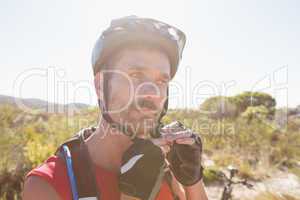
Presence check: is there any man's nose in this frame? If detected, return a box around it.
[136,83,166,107]
[136,83,165,98]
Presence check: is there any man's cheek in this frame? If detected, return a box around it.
[114,79,135,109]
[110,74,135,112]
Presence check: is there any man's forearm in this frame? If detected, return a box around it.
[184,180,208,200]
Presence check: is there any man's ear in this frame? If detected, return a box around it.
[94,71,104,101]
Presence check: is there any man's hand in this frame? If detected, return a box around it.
[118,138,166,200]
[167,133,203,186]
[160,121,204,186]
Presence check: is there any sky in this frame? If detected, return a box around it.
[0,0,299,108]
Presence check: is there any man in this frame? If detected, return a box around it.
[22,16,208,200]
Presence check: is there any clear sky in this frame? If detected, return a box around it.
[0,0,299,108]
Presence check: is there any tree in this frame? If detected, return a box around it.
[231,91,276,119]
[200,96,238,119]
[241,105,269,122]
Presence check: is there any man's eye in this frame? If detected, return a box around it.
[130,72,143,79]
[157,79,168,85]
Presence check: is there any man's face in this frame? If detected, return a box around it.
[97,46,171,136]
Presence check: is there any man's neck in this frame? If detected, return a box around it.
[85,120,133,173]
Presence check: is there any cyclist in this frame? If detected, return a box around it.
[22,16,208,200]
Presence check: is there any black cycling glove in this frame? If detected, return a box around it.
[118,138,166,200]
[165,121,204,186]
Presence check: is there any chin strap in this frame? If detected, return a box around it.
[150,87,169,138]
[97,72,169,139]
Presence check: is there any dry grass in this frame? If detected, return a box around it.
[251,192,300,200]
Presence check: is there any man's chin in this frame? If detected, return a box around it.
[130,108,158,121]
[120,109,160,136]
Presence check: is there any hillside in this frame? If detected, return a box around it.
[0,94,90,113]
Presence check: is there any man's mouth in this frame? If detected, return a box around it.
[140,107,156,113]
[136,99,158,113]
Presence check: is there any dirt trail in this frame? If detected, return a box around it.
[205,172,300,200]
